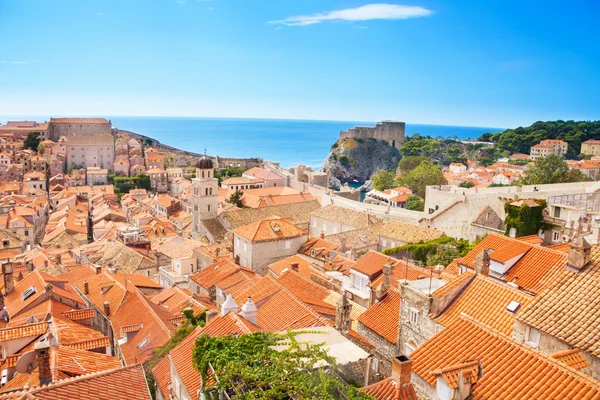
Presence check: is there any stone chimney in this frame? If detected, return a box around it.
[474,249,490,276]
[205,309,218,325]
[103,301,110,316]
[83,281,89,295]
[95,265,102,275]
[375,259,395,300]
[290,262,299,273]
[320,232,325,239]
[391,355,413,386]
[567,228,592,272]
[221,294,238,316]
[2,261,14,295]
[35,340,52,385]
[335,294,352,334]
[240,297,258,325]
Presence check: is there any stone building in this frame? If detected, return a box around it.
[191,155,219,238]
[309,204,380,237]
[581,139,600,156]
[147,168,168,193]
[339,121,405,150]
[233,217,308,275]
[529,139,568,160]
[48,117,111,140]
[65,134,115,169]
[113,159,130,176]
[86,167,108,185]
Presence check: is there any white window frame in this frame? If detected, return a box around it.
[410,308,419,327]
[372,357,379,373]
[405,343,415,355]
[285,240,291,249]
[526,326,540,348]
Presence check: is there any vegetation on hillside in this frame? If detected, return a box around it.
[113,174,151,193]
[397,160,447,198]
[192,331,373,400]
[479,120,600,159]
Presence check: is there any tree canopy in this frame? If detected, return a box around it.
[192,331,372,400]
[405,195,424,211]
[23,132,41,151]
[398,160,446,198]
[398,156,428,173]
[521,154,587,185]
[480,120,600,159]
[228,190,245,208]
[370,169,397,191]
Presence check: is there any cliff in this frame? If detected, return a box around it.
[322,137,401,185]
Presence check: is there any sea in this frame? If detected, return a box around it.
[0,116,504,168]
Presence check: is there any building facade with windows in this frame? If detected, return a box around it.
[65,134,115,169]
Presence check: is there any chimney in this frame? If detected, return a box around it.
[290,262,299,273]
[335,294,352,334]
[35,339,52,385]
[83,281,89,295]
[205,309,218,325]
[320,232,325,239]
[103,301,110,316]
[2,261,14,295]
[375,259,395,300]
[221,294,238,316]
[391,355,413,386]
[474,249,490,276]
[95,265,102,275]
[568,228,592,272]
[240,297,258,325]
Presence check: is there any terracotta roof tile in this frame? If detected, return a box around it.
[361,377,418,400]
[518,246,600,357]
[64,336,111,351]
[431,360,481,390]
[377,220,445,243]
[62,308,95,321]
[551,349,590,370]
[233,217,306,242]
[152,357,171,400]
[358,288,401,344]
[0,322,47,341]
[434,275,533,335]
[200,312,258,336]
[410,315,600,399]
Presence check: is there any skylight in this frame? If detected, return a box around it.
[137,338,149,349]
[506,300,521,314]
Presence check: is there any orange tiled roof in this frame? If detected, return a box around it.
[551,349,590,370]
[460,233,567,294]
[434,275,533,336]
[369,258,428,289]
[214,270,259,299]
[200,311,259,336]
[189,259,245,289]
[298,236,340,260]
[431,360,481,390]
[62,308,95,321]
[516,234,544,245]
[234,217,306,242]
[15,364,151,400]
[361,377,418,400]
[410,315,600,399]
[64,336,111,351]
[0,322,47,341]
[431,270,474,297]
[352,250,394,279]
[169,327,204,398]
[152,357,172,400]
[358,288,401,344]
[268,254,326,280]
[518,246,600,357]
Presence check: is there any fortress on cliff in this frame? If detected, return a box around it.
[339,120,405,150]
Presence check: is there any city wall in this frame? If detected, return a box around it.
[339,121,406,150]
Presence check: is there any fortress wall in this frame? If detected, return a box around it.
[339,121,405,150]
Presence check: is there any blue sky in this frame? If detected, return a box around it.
[0,0,599,128]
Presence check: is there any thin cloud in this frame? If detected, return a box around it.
[268,3,433,27]
[0,60,44,65]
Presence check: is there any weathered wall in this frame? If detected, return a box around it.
[339,121,406,150]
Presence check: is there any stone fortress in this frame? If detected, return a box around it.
[339,120,406,150]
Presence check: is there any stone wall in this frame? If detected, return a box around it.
[339,121,406,150]
[398,283,438,354]
[309,215,359,237]
[357,321,397,384]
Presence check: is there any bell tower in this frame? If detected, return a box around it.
[192,153,218,236]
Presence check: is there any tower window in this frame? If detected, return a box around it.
[208,205,211,212]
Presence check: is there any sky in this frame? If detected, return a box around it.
[0,0,599,128]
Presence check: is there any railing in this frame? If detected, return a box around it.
[548,192,600,213]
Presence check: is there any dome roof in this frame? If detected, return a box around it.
[196,154,213,169]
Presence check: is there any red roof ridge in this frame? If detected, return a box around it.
[487,232,566,257]
[131,289,173,335]
[457,313,600,389]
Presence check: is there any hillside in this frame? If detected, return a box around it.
[322,137,400,183]
[479,120,600,159]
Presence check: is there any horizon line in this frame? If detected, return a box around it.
[0,113,509,130]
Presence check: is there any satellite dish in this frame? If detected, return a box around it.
[15,351,38,374]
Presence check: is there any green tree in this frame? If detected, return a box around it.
[66,163,85,174]
[521,154,587,185]
[398,156,428,173]
[228,190,244,208]
[459,181,475,188]
[193,331,373,400]
[370,169,397,191]
[398,161,446,198]
[405,195,424,211]
[400,135,442,157]
[23,132,41,151]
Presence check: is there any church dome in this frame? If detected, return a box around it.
[196,154,213,169]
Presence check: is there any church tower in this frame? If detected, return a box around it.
[192,154,218,236]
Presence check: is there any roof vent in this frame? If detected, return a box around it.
[506,300,521,314]
[272,224,280,233]
[21,286,37,300]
